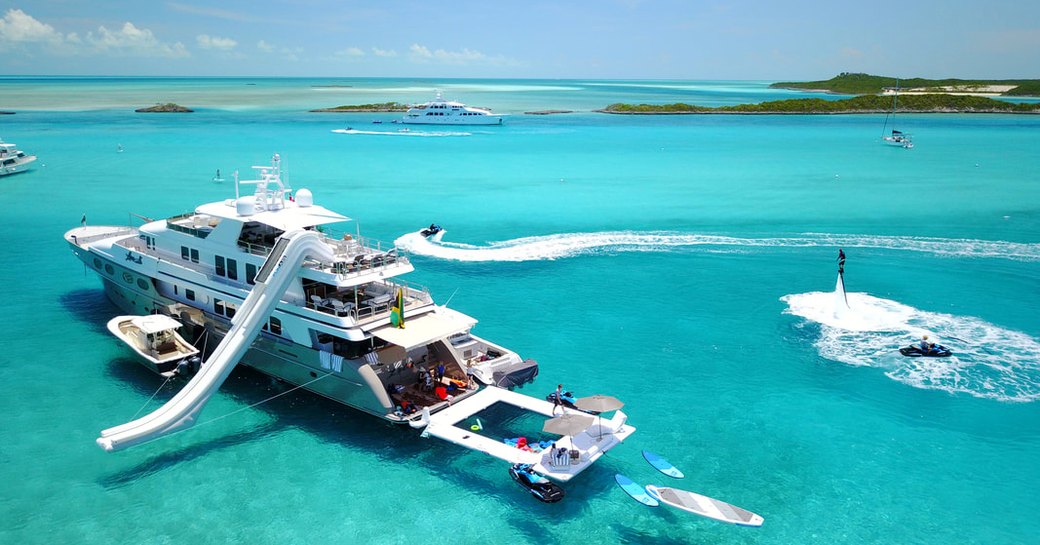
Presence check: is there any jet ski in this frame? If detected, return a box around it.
[420,224,442,238]
[509,463,564,503]
[545,390,600,415]
[899,345,952,358]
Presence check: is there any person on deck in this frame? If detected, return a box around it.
[552,384,563,415]
[837,249,846,275]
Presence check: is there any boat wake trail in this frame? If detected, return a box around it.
[393,230,1040,263]
[782,291,1040,402]
[331,128,471,137]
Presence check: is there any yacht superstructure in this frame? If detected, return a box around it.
[65,154,632,480]
[401,91,504,125]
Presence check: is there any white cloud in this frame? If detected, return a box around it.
[0,8,65,45]
[196,34,237,50]
[408,43,513,66]
[88,22,189,58]
[371,46,397,57]
[336,46,365,57]
[255,40,301,61]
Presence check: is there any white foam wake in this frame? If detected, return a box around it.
[331,128,471,137]
[782,291,1040,402]
[393,230,1040,263]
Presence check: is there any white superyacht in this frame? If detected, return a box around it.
[65,154,632,483]
[401,91,504,125]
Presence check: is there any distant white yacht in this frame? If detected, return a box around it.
[0,140,37,176]
[401,91,504,125]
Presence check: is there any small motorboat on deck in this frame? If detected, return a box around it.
[107,315,201,376]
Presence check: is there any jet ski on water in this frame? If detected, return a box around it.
[420,223,443,238]
[509,463,564,503]
[899,345,952,358]
[546,390,600,415]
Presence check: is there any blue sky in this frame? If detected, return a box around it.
[1,1,1037,79]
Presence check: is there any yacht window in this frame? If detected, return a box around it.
[227,258,238,281]
[174,285,179,295]
[226,304,236,319]
[214,299,225,316]
[93,258,102,268]
[246,263,257,285]
[137,278,149,290]
[215,256,225,276]
[190,249,199,263]
[181,246,189,260]
[269,317,282,336]
[104,264,114,275]
[186,289,195,301]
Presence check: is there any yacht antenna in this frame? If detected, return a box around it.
[234,170,240,200]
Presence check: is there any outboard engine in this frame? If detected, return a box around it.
[175,355,203,377]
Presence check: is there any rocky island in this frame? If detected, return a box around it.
[135,103,193,113]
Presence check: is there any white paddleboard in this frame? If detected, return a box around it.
[645,485,764,527]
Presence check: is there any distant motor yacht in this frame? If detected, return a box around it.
[402,91,504,125]
[0,140,37,176]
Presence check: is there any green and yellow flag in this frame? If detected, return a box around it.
[390,288,405,328]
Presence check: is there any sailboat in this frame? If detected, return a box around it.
[881,80,913,149]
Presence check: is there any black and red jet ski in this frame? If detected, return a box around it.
[509,463,564,503]
[899,344,952,358]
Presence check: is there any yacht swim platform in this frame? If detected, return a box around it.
[423,386,635,482]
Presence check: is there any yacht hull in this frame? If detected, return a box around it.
[80,248,395,419]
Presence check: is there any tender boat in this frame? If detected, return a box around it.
[0,140,37,176]
[401,91,504,125]
[106,314,201,376]
[65,153,634,482]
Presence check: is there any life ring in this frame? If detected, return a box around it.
[470,418,483,431]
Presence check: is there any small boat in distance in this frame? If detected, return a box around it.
[106,315,201,377]
[0,140,37,176]
[881,81,913,149]
[402,91,504,125]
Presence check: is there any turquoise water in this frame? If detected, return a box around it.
[1,78,1038,544]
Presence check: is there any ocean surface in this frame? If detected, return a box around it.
[1,77,1038,544]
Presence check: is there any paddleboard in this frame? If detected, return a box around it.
[645,485,764,527]
[615,474,659,507]
[642,450,684,478]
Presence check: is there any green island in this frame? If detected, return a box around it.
[135,103,193,113]
[771,72,1040,96]
[600,94,1040,115]
[310,102,408,112]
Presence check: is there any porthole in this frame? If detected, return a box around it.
[104,264,114,275]
[137,278,149,290]
[122,272,133,284]
[93,258,102,269]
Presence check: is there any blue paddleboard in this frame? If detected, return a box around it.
[642,450,685,479]
[615,474,659,507]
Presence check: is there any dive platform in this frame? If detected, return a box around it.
[423,386,635,482]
